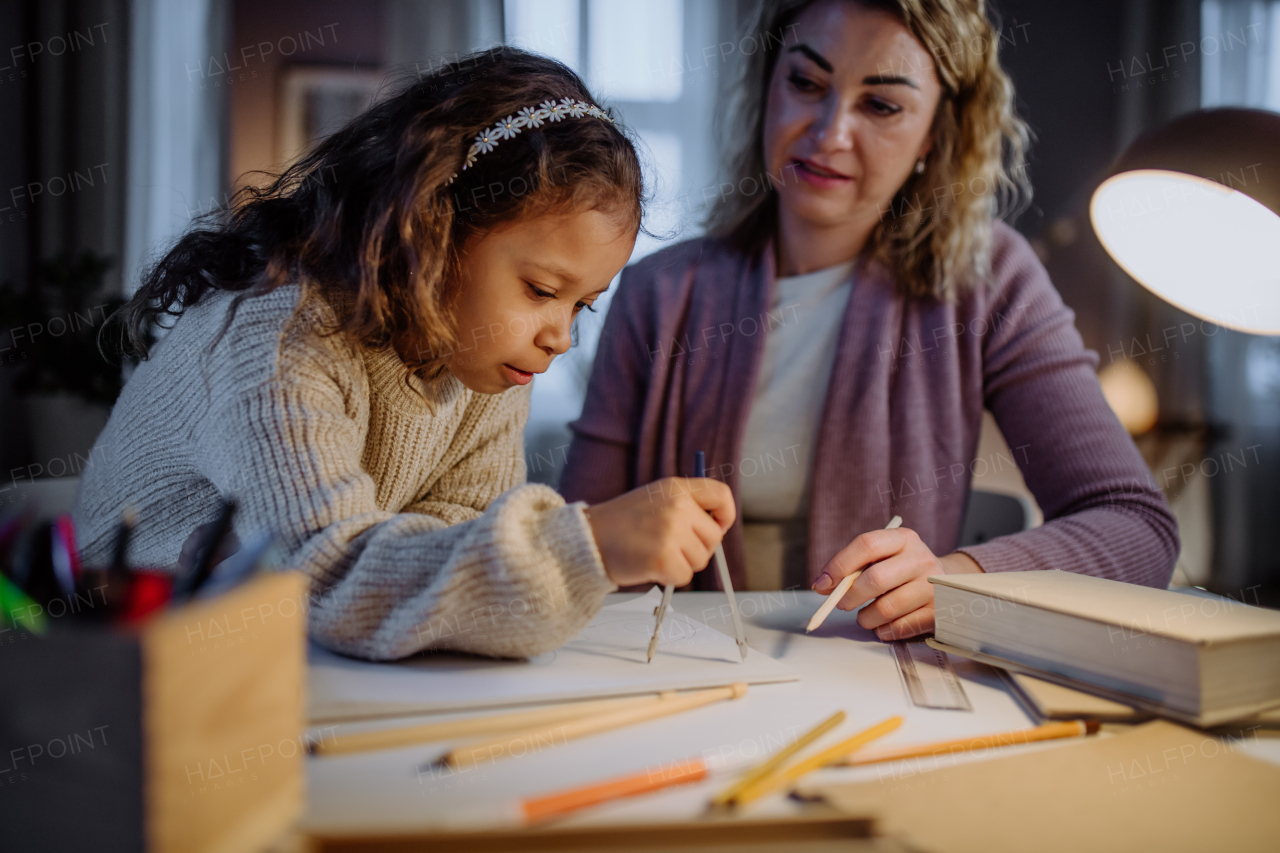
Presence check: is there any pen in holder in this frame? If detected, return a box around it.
[0,508,306,853]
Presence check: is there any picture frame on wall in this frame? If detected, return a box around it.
[277,65,384,165]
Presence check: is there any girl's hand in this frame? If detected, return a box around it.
[811,527,983,640]
[585,477,736,588]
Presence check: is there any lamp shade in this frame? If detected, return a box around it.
[1089,108,1280,335]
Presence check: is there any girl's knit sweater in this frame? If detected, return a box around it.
[72,282,615,660]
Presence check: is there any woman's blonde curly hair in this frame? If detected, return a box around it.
[710,0,1032,300]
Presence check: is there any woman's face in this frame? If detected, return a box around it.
[762,0,943,235]
[447,206,635,395]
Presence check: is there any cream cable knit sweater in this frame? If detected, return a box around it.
[72,281,616,660]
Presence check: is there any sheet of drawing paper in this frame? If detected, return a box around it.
[308,588,800,721]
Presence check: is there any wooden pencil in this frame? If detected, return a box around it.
[445,683,749,769]
[836,719,1099,766]
[730,715,903,805]
[806,516,902,633]
[710,710,846,806]
[522,757,709,823]
[312,693,670,757]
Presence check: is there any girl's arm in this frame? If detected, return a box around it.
[955,227,1180,586]
[194,324,614,662]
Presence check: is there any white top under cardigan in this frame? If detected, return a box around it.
[737,259,857,590]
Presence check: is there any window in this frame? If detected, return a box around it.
[586,0,684,103]
[504,0,580,71]
[505,0,726,484]
[1200,0,1280,108]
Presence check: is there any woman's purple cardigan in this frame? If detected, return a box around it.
[559,221,1179,591]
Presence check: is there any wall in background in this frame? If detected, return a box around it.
[0,0,130,483]
[228,0,387,191]
[2,0,1277,600]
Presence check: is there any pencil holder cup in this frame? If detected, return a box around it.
[0,570,308,853]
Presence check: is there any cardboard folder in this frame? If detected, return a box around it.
[797,719,1280,853]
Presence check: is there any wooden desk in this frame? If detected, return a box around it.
[294,590,1280,853]
[300,591,1045,836]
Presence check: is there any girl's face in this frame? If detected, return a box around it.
[762,0,942,235]
[447,206,636,395]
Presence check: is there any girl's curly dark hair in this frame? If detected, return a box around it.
[112,46,644,392]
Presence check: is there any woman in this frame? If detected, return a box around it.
[559,0,1178,641]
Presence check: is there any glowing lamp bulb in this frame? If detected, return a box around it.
[1090,169,1280,335]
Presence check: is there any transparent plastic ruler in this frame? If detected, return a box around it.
[891,639,972,711]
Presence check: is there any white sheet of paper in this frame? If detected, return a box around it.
[308,588,800,721]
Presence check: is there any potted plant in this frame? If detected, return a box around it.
[0,251,151,470]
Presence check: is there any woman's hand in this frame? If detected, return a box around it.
[585,477,736,588]
[812,526,983,640]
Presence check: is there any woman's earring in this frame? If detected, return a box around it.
[914,158,926,174]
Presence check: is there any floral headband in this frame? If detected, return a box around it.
[446,97,615,185]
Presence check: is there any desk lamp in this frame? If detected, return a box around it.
[1089,108,1280,335]
[1089,109,1280,595]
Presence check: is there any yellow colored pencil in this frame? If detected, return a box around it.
[710,710,846,806]
[730,715,903,805]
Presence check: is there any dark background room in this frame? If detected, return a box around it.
[4,2,1280,851]
[3,0,1276,603]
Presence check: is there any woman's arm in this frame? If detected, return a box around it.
[194,332,614,661]
[809,227,1179,640]
[956,235,1180,587]
[559,269,651,504]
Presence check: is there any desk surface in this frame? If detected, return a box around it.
[301,591,1280,836]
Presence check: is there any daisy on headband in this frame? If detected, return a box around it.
[448,98,616,184]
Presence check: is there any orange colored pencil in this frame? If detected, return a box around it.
[837,719,1099,766]
[521,758,708,823]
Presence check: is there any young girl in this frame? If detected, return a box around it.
[72,48,734,661]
